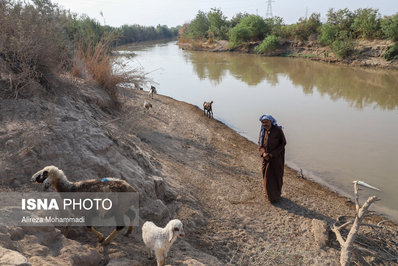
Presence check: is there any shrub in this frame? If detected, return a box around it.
[326,8,355,32]
[255,35,280,54]
[0,0,71,97]
[265,16,284,37]
[383,43,398,61]
[228,25,251,48]
[294,13,321,41]
[230,12,249,28]
[352,8,381,39]
[279,24,296,39]
[241,15,268,40]
[332,31,355,58]
[207,8,229,40]
[381,14,398,41]
[228,15,267,47]
[73,32,143,105]
[186,11,209,39]
[318,23,338,45]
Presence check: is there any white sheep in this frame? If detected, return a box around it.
[142,219,185,266]
[31,165,138,245]
[203,101,213,118]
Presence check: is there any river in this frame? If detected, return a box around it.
[117,40,398,222]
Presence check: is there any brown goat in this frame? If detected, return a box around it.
[144,100,153,110]
[31,166,137,245]
[203,101,213,118]
[149,85,157,99]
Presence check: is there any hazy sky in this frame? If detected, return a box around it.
[52,0,398,27]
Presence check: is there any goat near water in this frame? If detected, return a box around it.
[31,165,137,244]
[149,85,157,99]
[203,101,213,118]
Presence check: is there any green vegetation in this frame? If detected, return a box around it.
[384,43,398,61]
[207,8,229,40]
[229,15,268,47]
[351,8,381,39]
[0,0,177,99]
[180,7,398,60]
[117,24,178,45]
[332,31,355,58]
[184,11,210,39]
[255,35,280,54]
[318,23,338,45]
[381,14,398,41]
[228,25,250,47]
[0,0,72,96]
[326,8,355,33]
[294,13,321,41]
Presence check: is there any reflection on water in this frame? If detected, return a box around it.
[119,41,398,222]
[185,51,398,110]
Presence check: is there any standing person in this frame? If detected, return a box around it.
[258,114,287,203]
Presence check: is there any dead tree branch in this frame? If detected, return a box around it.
[331,180,380,266]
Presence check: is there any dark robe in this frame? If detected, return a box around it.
[258,125,287,203]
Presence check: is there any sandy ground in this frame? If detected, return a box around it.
[1,76,397,265]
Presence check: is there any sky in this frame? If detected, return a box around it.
[51,0,398,27]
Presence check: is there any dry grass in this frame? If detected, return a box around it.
[177,37,192,44]
[72,36,146,106]
[177,38,205,50]
[73,40,119,102]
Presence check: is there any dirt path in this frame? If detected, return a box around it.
[118,90,398,265]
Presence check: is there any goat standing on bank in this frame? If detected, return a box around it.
[149,85,157,99]
[31,166,137,245]
[144,100,153,111]
[203,101,213,118]
[142,219,185,266]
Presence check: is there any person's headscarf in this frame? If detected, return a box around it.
[259,114,279,146]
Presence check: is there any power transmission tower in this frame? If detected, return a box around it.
[266,0,275,18]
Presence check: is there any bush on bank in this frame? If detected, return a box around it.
[255,35,280,54]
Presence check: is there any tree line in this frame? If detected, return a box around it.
[180,8,398,60]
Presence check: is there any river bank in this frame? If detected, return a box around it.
[177,38,398,70]
[1,73,397,265]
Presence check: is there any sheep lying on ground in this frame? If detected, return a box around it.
[203,101,213,118]
[149,85,157,99]
[31,165,137,245]
[142,219,185,266]
[144,100,153,110]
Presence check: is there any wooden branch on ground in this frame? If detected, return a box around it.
[331,180,381,266]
